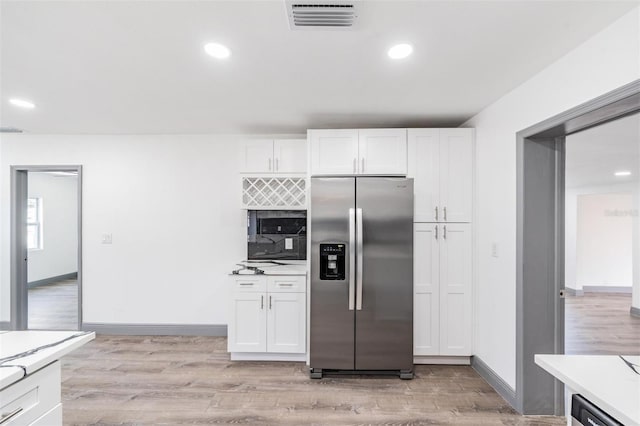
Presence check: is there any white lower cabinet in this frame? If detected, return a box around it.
[0,361,61,426]
[228,275,306,359]
[414,223,472,357]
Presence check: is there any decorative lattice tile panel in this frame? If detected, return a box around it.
[242,177,306,209]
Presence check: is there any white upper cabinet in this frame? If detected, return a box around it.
[309,129,359,175]
[408,129,440,222]
[273,139,307,173]
[240,139,306,174]
[240,139,275,173]
[440,129,473,223]
[309,129,407,176]
[408,128,473,222]
[358,129,407,175]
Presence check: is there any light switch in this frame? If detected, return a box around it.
[102,234,113,244]
[285,238,293,250]
[491,243,498,258]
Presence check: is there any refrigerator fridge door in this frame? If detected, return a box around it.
[354,177,414,371]
[310,178,356,370]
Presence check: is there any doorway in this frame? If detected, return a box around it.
[10,166,83,330]
[516,80,640,414]
[564,115,639,356]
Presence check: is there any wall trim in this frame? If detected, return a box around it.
[564,287,584,296]
[582,285,632,294]
[82,323,227,336]
[631,307,640,318]
[471,356,517,410]
[28,272,78,289]
[0,321,11,330]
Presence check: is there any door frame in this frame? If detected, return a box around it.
[10,165,83,330]
[515,79,640,414]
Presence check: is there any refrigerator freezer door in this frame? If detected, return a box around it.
[310,178,356,370]
[354,177,414,371]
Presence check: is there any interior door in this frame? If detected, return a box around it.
[310,177,355,369]
[355,177,414,371]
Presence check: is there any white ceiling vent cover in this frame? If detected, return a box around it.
[286,1,360,30]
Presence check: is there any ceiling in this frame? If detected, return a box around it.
[0,1,636,135]
[566,113,640,189]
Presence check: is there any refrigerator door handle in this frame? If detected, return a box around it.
[356,208,363,310]
[348,208,356,311]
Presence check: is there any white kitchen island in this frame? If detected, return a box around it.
[535,354,640,426]
[0,330,95,425]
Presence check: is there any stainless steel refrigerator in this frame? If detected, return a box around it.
[309,177,414,379]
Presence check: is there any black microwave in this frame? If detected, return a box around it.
[247,210,306,260]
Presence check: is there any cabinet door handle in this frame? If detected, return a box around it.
[1,408,23,424]
[435,225,438,240]
[444,207,447,221]
[353,158,356,173]
[261,295,264,309]
[268,158,272,171]
[278,283,293,287]
[435,206,439,221]
[361,157,365,173]
[269,295,272,310]
[444,225,447,240]
[239,283,254,286]
[275,158,279,171]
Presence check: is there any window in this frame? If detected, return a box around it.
[27,197,43,250]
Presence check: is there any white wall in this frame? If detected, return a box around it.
[27,172,78,283]
[0,134,275,324]
[576,193,633,288]
[565,182,637,291]
[463,7,640,388]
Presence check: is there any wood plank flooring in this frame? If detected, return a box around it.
[565,292,640,355]
[28,279,78,330]
[61,335,564,425]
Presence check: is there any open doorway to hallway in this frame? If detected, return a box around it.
[26,171,79,330]
[564,113,640,355]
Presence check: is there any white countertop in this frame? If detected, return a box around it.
[230,261,307,276]
[0,330,95,390]
[535,354,640,426]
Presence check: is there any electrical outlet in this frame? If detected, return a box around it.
[102,234,113,244]
[491,243,498,258]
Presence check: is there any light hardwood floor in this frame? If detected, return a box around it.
[565,292,640,355]
[61,335,564,425]
[28,279,78,330]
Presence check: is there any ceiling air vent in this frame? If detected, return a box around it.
[0,127,23,133]
[286,0,360,30]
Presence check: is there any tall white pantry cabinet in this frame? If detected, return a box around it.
[408,128,474,359]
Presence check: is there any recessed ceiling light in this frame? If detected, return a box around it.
[388,43,413,60]
[614,171,632,177]
[9,98,36,109]
[204,42,231,59]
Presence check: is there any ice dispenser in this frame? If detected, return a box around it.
[319,244,346,280]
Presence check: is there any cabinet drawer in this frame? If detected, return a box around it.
[29,403,62,426]
[267,276,306,293]
[0,362,61,426]
[231,276,266,293]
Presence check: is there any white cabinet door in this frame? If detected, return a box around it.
[439,223,472,356]
[358,129,407,175]
[413,223,440,356]
[408,129,440,222]
[273,139,307,173]
[440,129,473,222]
[240,139,274,173]
[267,292,306,354]
[228,292,267,353]
[309,129,359,175]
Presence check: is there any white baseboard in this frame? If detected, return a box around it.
[230,352,307,362]
[582,285,632,294]
[413,356,471,365]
